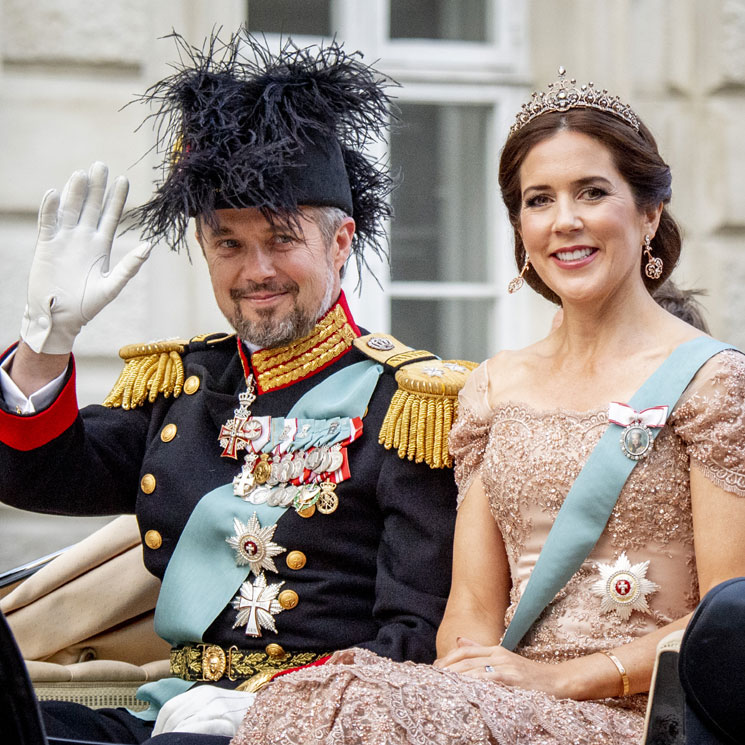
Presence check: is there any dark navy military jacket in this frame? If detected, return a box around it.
[0,323,457,664]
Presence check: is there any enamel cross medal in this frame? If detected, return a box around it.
[216,374,267,498]
[219,378,258,459]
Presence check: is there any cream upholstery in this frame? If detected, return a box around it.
[0,515,170,708]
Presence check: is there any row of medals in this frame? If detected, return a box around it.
[225,379,341,518]
[234,447,343,516]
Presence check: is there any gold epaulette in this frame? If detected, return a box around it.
[354,334,478,469]
[103,339,188,410]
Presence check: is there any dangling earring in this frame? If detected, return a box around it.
[508,257,530,293]
[643,234,663,279]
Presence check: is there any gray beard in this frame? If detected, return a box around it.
[230,269,337,349]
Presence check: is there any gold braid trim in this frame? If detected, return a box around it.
[252,305,358,392]
[103,340,187,410]
[378,359,478,469]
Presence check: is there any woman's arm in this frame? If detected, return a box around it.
[435,474,511,657]
[437,465,745,700]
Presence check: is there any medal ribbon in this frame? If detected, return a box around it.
[607,402,668,428]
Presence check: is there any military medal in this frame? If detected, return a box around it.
[253,454,273,485]
[293,483,321,514]
[608,402,668,460]
[225,513,286,575]
[218,380,258,459]
[591,552,659,621]
[231,573,285,636]
[316,481,339,514]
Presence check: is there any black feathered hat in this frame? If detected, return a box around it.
[131,29,397,276]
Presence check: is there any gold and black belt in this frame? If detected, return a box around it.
[170,644,331,690]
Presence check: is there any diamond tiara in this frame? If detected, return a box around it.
[510,67,640,135]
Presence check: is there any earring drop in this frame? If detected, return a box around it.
[643,235,663,280]
[508,258,530,294]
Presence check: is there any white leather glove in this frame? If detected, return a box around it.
[20,162,153,355]
[152,685,257,737]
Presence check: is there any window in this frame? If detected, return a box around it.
[389,0,489,42]
[247,0,332,37]
[246,0,529,358]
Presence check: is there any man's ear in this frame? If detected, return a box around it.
[332,217,355,273]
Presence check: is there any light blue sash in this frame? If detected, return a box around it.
[132,360,382,718]
[154,359,383,644]
[501,337,733,651]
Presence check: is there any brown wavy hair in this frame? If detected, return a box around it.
[498,108,681,305]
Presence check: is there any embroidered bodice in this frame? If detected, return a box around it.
[449,349,745,663]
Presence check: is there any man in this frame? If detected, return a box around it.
[0,32,468,743]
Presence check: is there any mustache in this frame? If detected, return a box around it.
[230,281,299,301]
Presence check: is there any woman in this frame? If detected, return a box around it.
[230,71,745,744]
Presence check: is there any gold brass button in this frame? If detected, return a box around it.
[184,376,200,395]
[160,423,177,442]
[286,551,307,570]
[265,643,286,659]
[278,589,299,610]
[140,474,156,494]
[144,530,162,549]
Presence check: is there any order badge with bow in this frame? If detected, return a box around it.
[608,402,669,460]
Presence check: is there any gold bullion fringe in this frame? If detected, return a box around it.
[103,341,186,409]
[378,359,478,469]
[379,389,456,469]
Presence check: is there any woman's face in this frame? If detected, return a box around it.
[517,130,661,306]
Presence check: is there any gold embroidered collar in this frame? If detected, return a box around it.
[245,292,360,393]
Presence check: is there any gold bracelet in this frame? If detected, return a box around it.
[602,651,630,696]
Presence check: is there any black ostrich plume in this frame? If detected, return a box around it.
[130,29,398,280]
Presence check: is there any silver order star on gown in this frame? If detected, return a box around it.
[231,573,285,637]
[591,551,660,621]
[226,514,286,575]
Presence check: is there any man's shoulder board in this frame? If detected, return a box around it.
[103,333,235,410]
[354,334,478,469]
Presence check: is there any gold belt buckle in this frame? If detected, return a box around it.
[199,644,227,682]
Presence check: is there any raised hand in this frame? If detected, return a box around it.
[20,162,153,355]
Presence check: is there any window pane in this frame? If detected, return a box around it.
[389,0,488,42]
[247,0,331,37]
[391,298,492,361]
[390,103,490,283]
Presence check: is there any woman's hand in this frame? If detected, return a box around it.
[434,637,568,698]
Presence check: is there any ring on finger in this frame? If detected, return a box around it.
[484,665,495,673]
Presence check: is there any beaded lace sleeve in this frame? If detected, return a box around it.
[671,349,745,497]
[448,361,493,507]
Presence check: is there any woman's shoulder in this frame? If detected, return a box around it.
[460,344,548,416]
[672,341,745,424]
[681,343,745,396]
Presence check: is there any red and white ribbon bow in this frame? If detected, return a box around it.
[608,402,668,428]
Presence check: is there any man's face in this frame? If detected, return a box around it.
[198,207,353,348]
